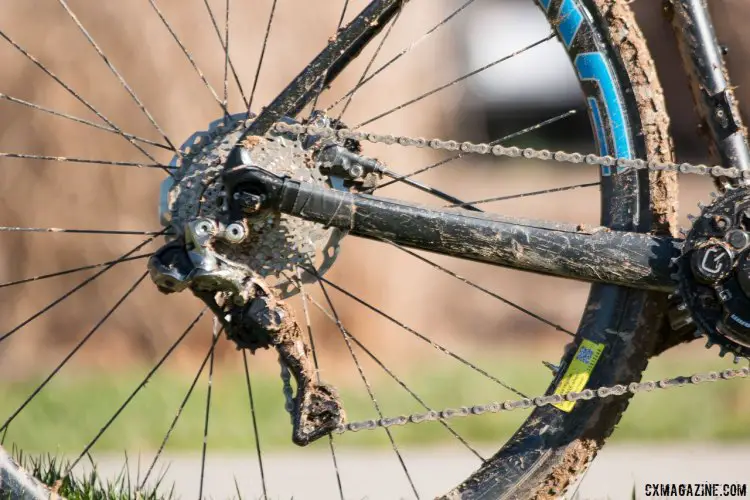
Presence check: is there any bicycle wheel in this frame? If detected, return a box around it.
[0,0,679,498]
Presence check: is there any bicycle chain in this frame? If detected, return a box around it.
[273,122,749,180]
[268,121,750,434]
[335,366,749,433]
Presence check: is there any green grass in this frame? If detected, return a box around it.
[1,351,748,454]
[9,451,173,500]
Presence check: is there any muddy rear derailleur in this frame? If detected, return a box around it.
[147,219,345,446]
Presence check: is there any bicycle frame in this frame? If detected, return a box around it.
[228,0,750,293]
[670,0,750,177]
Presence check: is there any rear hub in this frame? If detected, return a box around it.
[156,111,343,298]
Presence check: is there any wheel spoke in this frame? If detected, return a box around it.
[0,29,169,169]
[247,0,278,113]
[0,93,172,151]
[326,0,478,113]
[0,254,151,290]
[241,351,268,500]
[200,0,248,107]
[147,0,230,116]
[447,181,601,208]
[0,234,160,345]
[295,271,344,499]
[381,239,575,336]
[198,319,221,500]
[377,166,483,212]
[56,0,181,156]
[298,266,526,398]
[0,227,164,235]
[140,331,221,491]
[0,152,171,170]
[313,271,420,500]
[370,109,577,192]
[336,7,402,121]
[244,0,403,134]
[66,307,208,473]
[307,0,353,116]
[0,271,148,433]
[222,0,231,109]
[355,33,555,128]
[303,289,485,462]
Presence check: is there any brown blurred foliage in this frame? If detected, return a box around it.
[1,0,749,377]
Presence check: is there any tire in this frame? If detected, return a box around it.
[0,1,678,499]
[447,0,678,498]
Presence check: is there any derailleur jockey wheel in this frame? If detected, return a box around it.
[147,111,380,446]
[677,186,750,360]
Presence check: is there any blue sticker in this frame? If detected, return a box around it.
[558,0,583,47]
[576,52,633,174]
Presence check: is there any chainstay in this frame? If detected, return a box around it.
[334,366,749,433]
[273,122,749,180]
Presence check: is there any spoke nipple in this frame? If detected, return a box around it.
[698,201,706,210]
[687,214,696,222]
[542,360,560,375]
[734,354,742,364]
[710,192,718,198]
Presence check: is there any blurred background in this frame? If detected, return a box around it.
[0,0,749,498]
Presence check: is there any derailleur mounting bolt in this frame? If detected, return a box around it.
[726,230,750,250]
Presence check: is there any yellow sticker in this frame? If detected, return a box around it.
[552,339,605,412]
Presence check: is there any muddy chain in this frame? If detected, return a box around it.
[274,122,750,180]
[333,367,749,433]
[268,121,749,434]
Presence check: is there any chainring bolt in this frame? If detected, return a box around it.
[726,230,750,250]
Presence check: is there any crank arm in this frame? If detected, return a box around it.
[226,167,680,292]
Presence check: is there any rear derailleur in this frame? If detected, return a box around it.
[148,218,345,446]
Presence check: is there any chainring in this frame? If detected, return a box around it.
[677,187,750,360]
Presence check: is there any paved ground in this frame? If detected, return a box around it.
[84,444,750,499]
